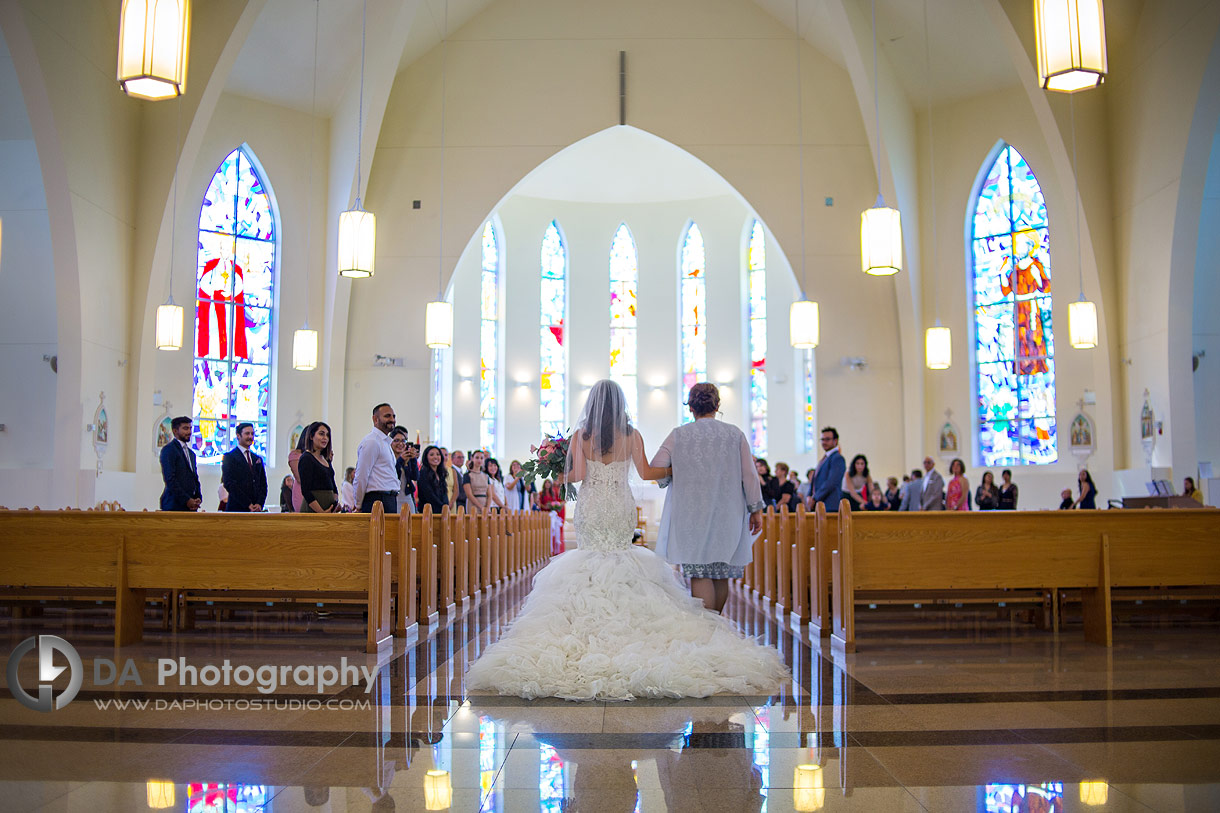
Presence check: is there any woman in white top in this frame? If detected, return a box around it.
[650,382,766,613]
[485,457,507,511]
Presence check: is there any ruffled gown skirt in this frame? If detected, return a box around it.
[463,544,789,701]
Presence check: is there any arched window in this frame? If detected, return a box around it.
[479,222,500,452]
[540,220,567,438]
[193,146,276,464]
[679,222,706,424]
[746,219,767,454]
[609,223,638,420]
[971,143,1056,465]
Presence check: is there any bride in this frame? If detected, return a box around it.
[464,379,788,701]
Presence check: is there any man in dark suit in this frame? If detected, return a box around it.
[812,426,846,510]
[221,422,268,512]
[160,416,202,511]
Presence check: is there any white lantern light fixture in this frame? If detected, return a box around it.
[118,0,191,100]
[146,780,176,809]
[1035,0,1107,93]
[787,0,820,349]
[861,0,902,276]
[793,764,825,812]
[423,769,452,810]
[926,322,952,370]
[426,301,454,349]
[294,0,322,371]
[1079,780,1109,806]
[425,1,453,349]
[338,0,376,279]
[1066,97,1098,350]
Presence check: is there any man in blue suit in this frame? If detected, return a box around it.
[221,422,267,512]
[160,416,202,511]
[812,426,846,511]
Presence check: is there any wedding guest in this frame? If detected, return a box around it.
[774,462,797,511]
[756,458,781,507]
[842,454,872,510]
[298,422,339,513]
[462,450,491,513]
[539,479,565,553]
[441,448,461,508]
[221,422,267,512]
[998,469,1019,510]
[946,458,970,511]
[451,449,467,511]
[865,488,888,511]
[354,404,400,513]
[485,457,507,511]
[1059,488,1075,510]
[884,476,902,510]
[898,469,923,511]
[279,475,294,513]
[415,445,449,513]
[920,456,945,511]
[504,460,536,511]
[340,467,357,511]
[287,422,313,512]
[797,468,816,503]
[976,471,999,510]
[159,416,202,512]
[1183,476,1204,504]
[1072,469,1098,509]
[811,427,845,510]
[390,428,418,513]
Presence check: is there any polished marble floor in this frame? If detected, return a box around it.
[2,571,1219,812]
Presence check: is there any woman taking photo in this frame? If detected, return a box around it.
[485,457,507,511]
[416,445,449,513]
[842,454,872,510]
[297,422,339,513]
[504,460,535,511]
[975,470,999,510]
[946,458,970,511]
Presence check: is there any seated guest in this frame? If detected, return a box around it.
[884,476,901,510]
[1059,489,1075,510]
[946,458,970,511]
[1183,476,1204,504]
[279,475,294,513]
[298,422,339,513]
[416,445,449,513]
[998,469,1019,510]
[976,471,999,510]
[842,454,872,510]
[774,462,797,511]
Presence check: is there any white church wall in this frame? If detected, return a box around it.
[1193,121,1220,486]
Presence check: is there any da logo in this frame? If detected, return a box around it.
[6,635,83,712]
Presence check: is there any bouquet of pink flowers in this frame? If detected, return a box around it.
[519,432,571,499]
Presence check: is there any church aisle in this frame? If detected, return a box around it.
[2,574,1219,812]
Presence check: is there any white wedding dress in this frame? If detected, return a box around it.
[464,458,789,701]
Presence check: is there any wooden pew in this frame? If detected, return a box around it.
[435,505,456,613]
[790,503,812,624]
[409,507,439,625]
[387,508,418,636]
[829,505,1220,652]
[809,501,837,637]
[0,507,395,652]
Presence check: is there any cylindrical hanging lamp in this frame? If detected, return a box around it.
[423,769,452,810]
[118,0,191,100]
[861,195,902,275]
[925,322,951,369]
[1079,780,1109,806]
[339,0,376,279]
[1069,296,1098,349]
[793,764,825,811]
[790,300,819,349]
[145,780,176,809]
[426,301,453,349]
[293,327,319,370]
[1035,0,1107,93]
[156,297,184,351]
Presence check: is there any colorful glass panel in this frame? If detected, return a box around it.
[540,221,567,438]
[479,716,499,810]
[803,349,817,452]
[680,222,707,423]
[971,144,1056,466]
[747,220,767,454]
[480,222,499,453]
[193,147,275,465]
[186,783,269,813]
[540,744,566,813]
[431,347,443,445]
[609,223,638,420]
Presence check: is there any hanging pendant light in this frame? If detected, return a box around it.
[1066,96,1099,349]
[156,96,184,351]
[788,0,819,349]
[294,0,322,370]
[118,0,191,100]
[425,0,453,349]
[1035,0,1107,93]
[926,322,951,370]
[921,0,950,368]
[423,769,452,810]
[1079,781,1109,806]
[145,780,176,809]
[861,0,902,276]
[793,764,825,811]
[338,0,376,278]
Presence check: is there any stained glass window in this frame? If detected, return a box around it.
[971,143,1056,465]
[540,220,567,438]
[186,783,269,813]
[680,222,707,424]
[747,220,767,454]
[193,147,275,464]
[539,743,566,812]
[479,715,500,810]
[431,348,443,444]
[609,223,638,421]
[480,222,500,453]
[802,349,816,452]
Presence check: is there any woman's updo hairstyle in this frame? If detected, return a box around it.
[687,382,720,416]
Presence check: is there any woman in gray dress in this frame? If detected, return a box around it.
[651,383,765,613]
